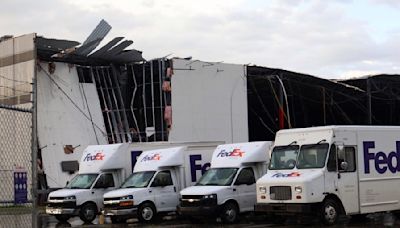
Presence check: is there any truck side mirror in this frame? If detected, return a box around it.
[337,144,345,154]
[66,181,69,186]
[340,161,348,171]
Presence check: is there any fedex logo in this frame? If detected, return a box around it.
[272,172,301,178]
[141,153,161,162]
[364,141,400,174]
[216,149,245,158]
[190,155,210,182]
[83,152,105,162]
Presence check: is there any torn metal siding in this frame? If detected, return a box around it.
[75,19,111,56]
[37,62,108,188]
[246,66,378,141]
[341,75,400,125]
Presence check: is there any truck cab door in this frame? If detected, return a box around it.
[150,170,179,212]
[233,167,257,212]
[92,173,116,209]
[336,146,359,214]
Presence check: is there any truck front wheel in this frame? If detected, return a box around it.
[79,202,98,223]
[321,199,340,225]
[220,202,239,224]
[137,202,156,223]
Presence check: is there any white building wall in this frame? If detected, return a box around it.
[169,59,248,144]
[37,62,108,188]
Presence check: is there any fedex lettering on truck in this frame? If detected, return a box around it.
[103,142,219,223]
[255,126,400,225]
[363,141,400,174]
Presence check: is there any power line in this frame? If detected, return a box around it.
[38,64,108,137]
[0,85,31,94]
[0,74,32,84]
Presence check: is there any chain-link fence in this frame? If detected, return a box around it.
[0,105,34,228]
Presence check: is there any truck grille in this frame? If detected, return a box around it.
[180,195,202,207]
[180,195,216,207]
[181,195,203,200]
[270,186,292,200]
[47,201,76,208]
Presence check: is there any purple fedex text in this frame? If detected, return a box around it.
[364,141,400,174]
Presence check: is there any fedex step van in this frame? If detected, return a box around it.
[255,126,400,225]
[103,143,218,223]
[178,141,273,223]
[46,142,218,223]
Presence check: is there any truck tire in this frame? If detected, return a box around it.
[55,214,70,222]
[321,199,340,225]
[79,202,97,223]
[111,215,126,224]
[220,202,239,224]
[137,202,156,223]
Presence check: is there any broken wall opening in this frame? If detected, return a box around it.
[88,59,170,143]
[246,66,369,141]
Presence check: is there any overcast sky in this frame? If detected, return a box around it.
[1,0,399,79]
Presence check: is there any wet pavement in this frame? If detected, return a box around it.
[37,212,400,228]
[1,210,399,227]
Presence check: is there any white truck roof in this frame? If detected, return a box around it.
[79,143,129,174]
[133,146,186,172]
[211,141,272,168]
[275,125,400,146]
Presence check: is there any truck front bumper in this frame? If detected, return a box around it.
[103,206,138,217]
[255,203,318,214]
[45,207,78,215]
[177,205,219,217]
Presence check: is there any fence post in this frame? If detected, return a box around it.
[31,57,38,228]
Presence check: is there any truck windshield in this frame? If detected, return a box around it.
[120,171,155,188]
[196,168,238,186]
[66,174,98,189]
[269,145,299,170]
[297,143,329,169]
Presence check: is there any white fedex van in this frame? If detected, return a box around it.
[103,143,217,223]
[46,141,218,223]
[178,141,273,223]
[255,126,400,225]
[46,143,130,223]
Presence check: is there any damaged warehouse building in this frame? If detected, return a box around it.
[1,20,400,191]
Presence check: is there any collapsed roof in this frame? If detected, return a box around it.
[36,19,145,65]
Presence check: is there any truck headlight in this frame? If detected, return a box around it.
[259,186,267,194]
[120,195,133,200]
[294,186,302,193]
[203,194,217,199]
[119,195,134,207]
[65,195,76,200]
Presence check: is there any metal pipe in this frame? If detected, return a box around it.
[92,68,114,143]
[158,59,164,141]
[110,65,132,142]
[150,61,156,140]
[31,39,38,228]
[142,64,148,142]
[129,65,141,142]
[100,67,121,143]
[105,68,125,142]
